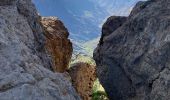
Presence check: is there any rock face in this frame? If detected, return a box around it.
[100,16,127,44]
[0,0,80,100]
[68,63,96,100]
[94,0,170,100]
[41,17,73,73]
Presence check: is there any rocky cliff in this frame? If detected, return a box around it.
[0,0,80,100]
[69,63,96,100]
[94,0,170,100]
[41,17,73,73]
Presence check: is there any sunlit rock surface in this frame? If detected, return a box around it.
[69,63,96,100]
[41,17,73,73]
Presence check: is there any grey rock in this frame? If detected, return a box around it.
[94,0,170,100]
[0,0,17,5]
[100,16,127,44]
[0,0,80,100]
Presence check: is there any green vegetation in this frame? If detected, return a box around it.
[92,91,108,100]
[70,54,95,66]
[92,79,109,100]
[70,55,109,100]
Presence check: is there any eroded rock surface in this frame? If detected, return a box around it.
[0,0,80,100]
[94,0,170,100]
[69,63,96,100]
[100,16,127,44]
[41,17,73,72]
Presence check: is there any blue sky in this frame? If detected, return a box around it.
[33,0,144,41]
[33,0,145,53]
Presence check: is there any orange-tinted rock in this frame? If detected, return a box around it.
[68,62,96,100]
[41,17,73,72]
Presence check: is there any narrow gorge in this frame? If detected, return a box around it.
[1,0,170,100]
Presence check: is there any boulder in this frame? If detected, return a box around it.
[94,0,170,100]
[100,16,127,44]
[69,63,96,100]
[41,17,73,72]
[0,0,17,5]
[0,0,80,100]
